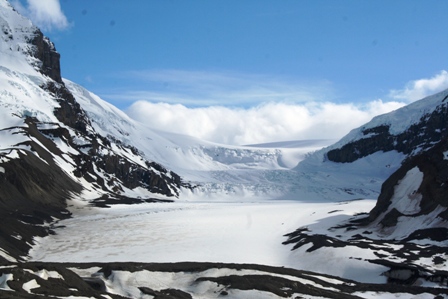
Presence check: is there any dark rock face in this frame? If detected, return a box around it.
[28,29,62,83]
[331,95,448,230]
[327,103,448,163]
[367,135,448,225]
[0,145,80,262]
[2,262,448,299]
[40,80,185,198]
[44,81,91,133]
[0,113,86,261]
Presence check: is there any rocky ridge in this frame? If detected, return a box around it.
[0,0,186,263]
[326,90,448,164]
[285,91,448,288]
[2,262,448,299]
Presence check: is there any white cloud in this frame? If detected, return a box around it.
[126,100,405,145]
[389,70,448,102]
[11,0,69,31]
[117,69,408,145]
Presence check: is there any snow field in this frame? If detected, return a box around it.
[29,199,381,283]
[352,292,443,299]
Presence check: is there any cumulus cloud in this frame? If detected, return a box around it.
[11,0,69,31]
[117,69,410,145]
[126,100,405,145]
[389,70,448,102]
[124,71,448,145]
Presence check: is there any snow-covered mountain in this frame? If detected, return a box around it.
[293,87,448,201]
[1,0,448,297]
[0,0,324,264]
[0,0,200,264]
[284,88,448,288]
[63,78,331,201]
[294,84,448,230]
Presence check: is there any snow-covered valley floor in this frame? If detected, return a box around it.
[29,199,379,281]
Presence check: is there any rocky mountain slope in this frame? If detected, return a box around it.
[293,87,448,202]
[0,0,186,263]
[1,0,317,265]
[296,82,448,235]
[285,89,448,288]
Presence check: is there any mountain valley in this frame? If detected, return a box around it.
[1,1,448,298]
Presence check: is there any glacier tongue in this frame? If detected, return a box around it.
[64,78,339,200]
[66,77,403,202]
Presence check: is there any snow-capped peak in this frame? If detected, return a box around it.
[335,88,448,149]
[0,0,42,75]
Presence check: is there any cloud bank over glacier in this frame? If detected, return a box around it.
[124,71,447,145]
[126,100,404,145]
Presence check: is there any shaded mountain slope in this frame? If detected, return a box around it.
[285,94,448,288]
[367,135,448,229]
[327,92,448,163]
[0,0,184,262]
[294,87,448,201]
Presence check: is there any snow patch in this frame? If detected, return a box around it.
[293,150,405,201]
[288,244,388,284]
[388,206,447,241]
[103,269,335,299]
[0,247,17,262]
[389,166,424,215]
[352,291,438,299]
[22,279,40,293]
[24,269,64,280]
[0,273,13,291]
[68,267,102,278]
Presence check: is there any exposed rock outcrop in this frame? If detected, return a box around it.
[285,91,448,290]
[28,29,62,83]
[41,80,185,198]
[2,262,448,299]
[0,146,80,261]
[367,135,448,227]
[327,103,448,163]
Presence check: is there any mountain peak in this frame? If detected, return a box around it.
[0,1,187,262]
[326,88,448,163]
[0,0,61,82]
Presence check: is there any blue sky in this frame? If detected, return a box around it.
[11,0,448,144]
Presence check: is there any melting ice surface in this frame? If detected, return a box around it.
[29,198,384,283]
